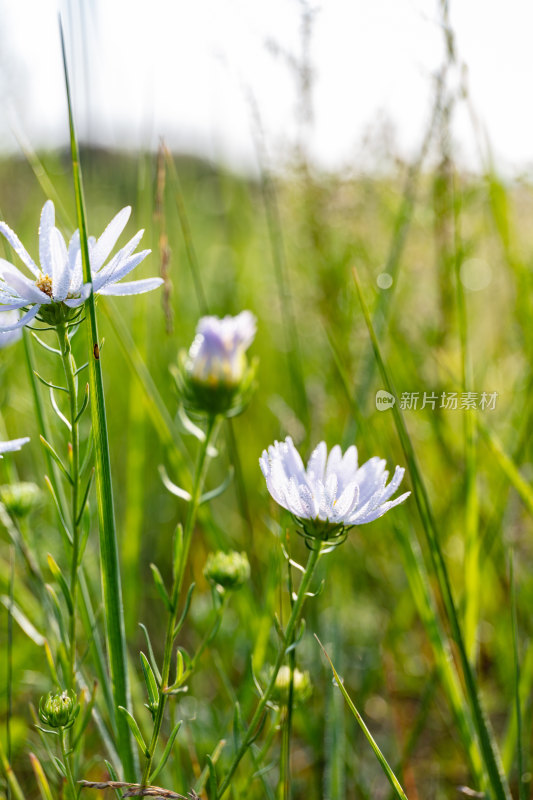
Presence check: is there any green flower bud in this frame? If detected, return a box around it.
[270,666,312,706]
[39,690,80,730]
[203,550,250,591]
[0,482,42,518]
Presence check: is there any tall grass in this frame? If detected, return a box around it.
[0,13,532,799]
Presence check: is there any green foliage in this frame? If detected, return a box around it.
[0,132,532,799]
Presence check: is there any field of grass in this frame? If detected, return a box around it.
[0,123,532,800]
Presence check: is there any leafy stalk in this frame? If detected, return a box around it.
[60,22,135,779]
[217,542,322,798]
[141,414,219,784]
[60,728,78,800]
[56,322,81,689]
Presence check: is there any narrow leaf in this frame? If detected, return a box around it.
[40,436,72,485]
[76,468,95,527]
[31,331,61,355]
[49,388,72,431]
[29,752,55,800]
[173,583,196,639]
[47,553,74,615]
[138,623,162,684]
[0,595,45,646]
[316,635,408,800]
[150,564,172,611]
[149,720,182,783]
[118,706,149,758]
[159,465,191,502]
[200,467,234,505]
[43,475,72,545]
[140,651,160,709]
[75,383,90,423]
[33,370,69,393]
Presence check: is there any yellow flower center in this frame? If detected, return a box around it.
[35,273,53,297]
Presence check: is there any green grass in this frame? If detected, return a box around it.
[0,139,531,800]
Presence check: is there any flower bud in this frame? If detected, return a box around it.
[39,690,80,729]
[179,311,257,416]
[203,550,250,592]
[0,482,42,518]
[270,666,312,706]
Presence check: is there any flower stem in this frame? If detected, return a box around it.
[57,323,80,691]
[217,542,322,798]
[279,569,297,800]
[141,415,219,785]
[60,728,77,800]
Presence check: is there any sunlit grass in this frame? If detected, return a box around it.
[0,104,531,800]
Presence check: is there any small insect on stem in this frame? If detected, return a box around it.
[93,342,100,360]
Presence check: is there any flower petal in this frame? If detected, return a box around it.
[97,277,163,296]
[1,265,52,304]
[38,200,55,276]
[92,229,145,287]
[0,305,40,331]
[50,228,70,301]
[63,284,91,307]
[0,437,30,457]
[306,441,327,482]
[0,221,40,277]
[91,206,131,271]
[93,249,151,291]
[352,492,411,524]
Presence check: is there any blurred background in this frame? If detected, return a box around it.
[2,0,533,174]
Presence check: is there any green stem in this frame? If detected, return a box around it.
[279,565,296,800]
[23,329,67,511]
[57,323,80,690]
[61,24,136,779]
[141,415,218,785]
[217,542,322,798]
[60,728,78,800]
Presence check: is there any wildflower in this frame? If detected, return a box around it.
[270,665,312,706]
[0,311,22,347]
[178,311,257,416]
[259,436,409,544]
[0,482,41,517]
[204,550,250,591]
[0,437,30,458]
[39,689,80,729]
[0,201,162,332]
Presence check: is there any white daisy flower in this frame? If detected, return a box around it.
[0,437,30,458]
[0,201,163,332]
[260,436,410,542]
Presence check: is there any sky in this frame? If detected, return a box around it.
[1,0,532,174]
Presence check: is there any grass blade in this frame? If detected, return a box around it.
[29,753,55,800]
[510,554,526,800]
[60,20,136,779]
[352,267,512,800]
[315,635,409,800]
